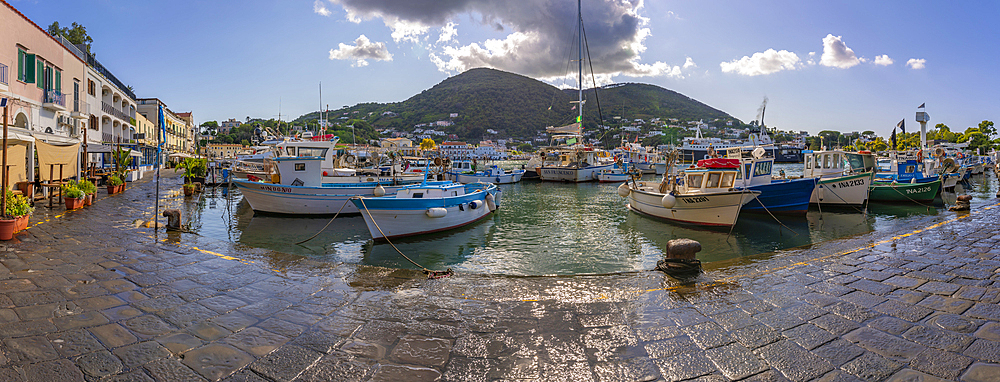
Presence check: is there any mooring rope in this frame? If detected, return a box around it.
[749,191,800,236]
[294,198,352,245]
[357,197,453,278]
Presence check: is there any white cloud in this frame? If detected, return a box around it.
[820,34,860,69]
[906,58,926,69]
[873,54,893,66]
[329,35,393,67]
[683,57,696,69]
[720,49,801,76]
[326,0,679,82]
[313,0,331,16]
[437,22,457,43]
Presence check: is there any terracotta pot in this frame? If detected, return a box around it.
[0,219,14,241]
[183,186,194,196]
[85,194,93,206]
[13,215,27,233]
[65,197,85,210]
[118,185,126,193]
[107,184,119,195]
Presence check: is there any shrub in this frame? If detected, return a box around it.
[4,190,33,217]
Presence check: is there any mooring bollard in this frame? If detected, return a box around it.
[950,194,972,211]
[656,238,703,275]
[162,209,182,230]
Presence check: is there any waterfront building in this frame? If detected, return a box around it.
[1,0,90,184]
[203,143,243,159]
[136,98,194,157]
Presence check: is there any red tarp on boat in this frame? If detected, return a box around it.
[697,158,740,169]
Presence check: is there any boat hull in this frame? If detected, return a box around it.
[811,172,873,205]
[869,179,941,203]
[597,173,629,182]
[626,184,759,226]
[353,188,501,239]
[742,177,818,213]
[538,164,613,182]
[234,180,410,215]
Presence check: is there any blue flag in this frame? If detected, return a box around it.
[157,105,166,168]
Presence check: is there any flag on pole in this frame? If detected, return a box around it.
[897,119,905,135]
[890,127,897,150]
[918,103,925,109]
[157,105,166,167]
[570,105,576,110]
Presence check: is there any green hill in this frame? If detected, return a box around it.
[294,68,741,140]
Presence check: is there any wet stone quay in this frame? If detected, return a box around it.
[2,172,1000,381]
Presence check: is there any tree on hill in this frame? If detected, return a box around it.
[200,121,218,135]
[47,22,93,55]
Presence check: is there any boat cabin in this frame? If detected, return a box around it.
[721,147,775,187]
[803,150,875,178]
[679,167,740,194]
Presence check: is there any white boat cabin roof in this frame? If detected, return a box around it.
[396,182,467,199]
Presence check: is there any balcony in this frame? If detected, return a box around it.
[102,101,130,121]
[43,90,66,111]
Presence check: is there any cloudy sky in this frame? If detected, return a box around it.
[15,0,998,136]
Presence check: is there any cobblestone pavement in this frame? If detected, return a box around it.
[1,171,1000,381]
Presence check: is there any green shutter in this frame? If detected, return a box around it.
[36,60,44,89]
[17,50,24,81]
[54,70,61,92]
[24,53,35,83]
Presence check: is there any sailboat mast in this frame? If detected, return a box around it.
[577,0,583,124]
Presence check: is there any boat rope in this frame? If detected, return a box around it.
[816,178,869,215]
[884,183,935,211]
[356,197,454,279]
[726,186,747,240]
[294,199,352,245]
[749,191,800,236]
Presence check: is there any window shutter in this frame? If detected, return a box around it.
[24,53,35,83]
[36,60,44,89]
[55,70,62,92]
[17,50,24,81]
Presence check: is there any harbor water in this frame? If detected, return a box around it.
[186,163,997,276]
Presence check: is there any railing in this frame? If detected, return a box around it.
[87,55,136,100]
[43,90,65,106]
[0,63,7,86]
[103,132,113,143]
[102,101,131,121]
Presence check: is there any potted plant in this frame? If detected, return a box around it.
[78,179,97,205]
[111,148,133,191]
[107,174,124,194]
[177,157,208,184]
[183,183,196,196]
[62,183,86,210]
[0,190,34,240]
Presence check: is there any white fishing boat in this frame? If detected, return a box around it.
[621,157,760,227]
[233,156,422,215]
[352,181,501,240]
[800,150,876,205]
[596,161,633,183]
[537,0,614,183]
[447,162,524,184]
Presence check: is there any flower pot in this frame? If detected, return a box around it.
[85,194,94,206]
[107,184,118,195]
[118,185,126,193]
[14,215,28,233]
[183,187,194,196]
[65,197,85,210]
[0,219,14,241]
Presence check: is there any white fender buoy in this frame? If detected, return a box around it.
[470,200,483,210]
[373,185,386,197]
[486,193,497,211]
[910,177,917,184]
[661,193,676,208]
[426,207,448,218]
[617,183,631,197]
[817,185,825,201]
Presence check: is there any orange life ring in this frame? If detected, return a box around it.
[917,150,923,162]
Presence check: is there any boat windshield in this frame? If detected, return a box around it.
[721,172,736,188]
[706,172,721,188]
[297,147,328,157]
[688,174,704,188]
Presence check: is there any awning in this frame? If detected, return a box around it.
[30,131,80,146]
[129,149,142,157]
[0,129,35,144]
[86,144,116,153]
[168,152,195,159]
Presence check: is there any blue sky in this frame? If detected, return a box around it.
[13,0,998,137]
